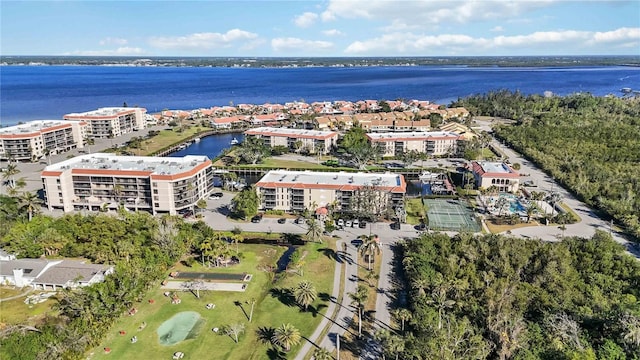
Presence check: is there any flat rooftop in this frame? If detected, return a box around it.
[257,170,405,191]
[367,131,459,140]
[245,127,337,139]
[478,161,512,174]
[0,120,76,135]
[43,153,209,176]
[64,107,144,118]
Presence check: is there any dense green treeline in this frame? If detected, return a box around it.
[399,232,640,360]
[0,211,194,359]
[452,91,640,239]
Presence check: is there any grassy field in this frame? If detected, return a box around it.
[127,126,208,156]
[0,287,55,327]
[404,198,426,225]
[89,241,337,360]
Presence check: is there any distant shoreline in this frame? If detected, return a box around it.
[1,55,639,68]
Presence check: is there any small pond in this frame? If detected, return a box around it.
[157,311,204,346]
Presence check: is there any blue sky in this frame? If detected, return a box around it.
[1,1,639,56]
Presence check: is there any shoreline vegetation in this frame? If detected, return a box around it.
[1,55,639,68]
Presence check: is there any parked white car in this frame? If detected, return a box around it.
[352,219,360,227]
[337,219,345,227]
[345,220,353,228]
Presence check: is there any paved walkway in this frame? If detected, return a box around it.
[0,287,33,303]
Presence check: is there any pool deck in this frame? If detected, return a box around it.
[161,281,247,292]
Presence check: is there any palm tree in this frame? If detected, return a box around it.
[19,191,43,221]
[247,298,256,322]
[230,234,244,254]
[199,241,212,267]
[359,234,382,270]
[495,196,509,217]
[558,224,567,238]
[306,218,323,243]
[411,277,429,298]
[272,323,301,352]
[427,285,456,330]
[2,163,19,189]
[113,184,124,204]
[349,284,369,336]
[391,308,412,333]
[526,202,538,223]
[293,281,317,311]
[312,347,333,360]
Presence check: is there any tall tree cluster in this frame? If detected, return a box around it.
[399,231,640,360]
[0,212,197,359]
[453,91,640,239]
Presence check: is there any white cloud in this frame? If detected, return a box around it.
[491,26,504,32]
[323,0,554,29]
[344,27,640,55]
[99,37,128,46]
[271,37,333,53]
[321,10,336,22]
[322,29,343,36]
[67,47,145,56]
[592,27,640,43]
[148,29,258,50]
[294,12,318,28]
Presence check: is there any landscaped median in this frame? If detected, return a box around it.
[91,241,337,359]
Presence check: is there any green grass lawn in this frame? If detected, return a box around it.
[0,287,56,326]
[405,198,426,225]
[90,241,336,360]
[127,126,208,156]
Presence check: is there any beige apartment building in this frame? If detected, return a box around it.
[41,153,213,215]
[366,131,464,157]
[63,107,147,138]
[0,120,87,161]
[244,127,338,154]
[471,161,520,193]
[255,170,406,215]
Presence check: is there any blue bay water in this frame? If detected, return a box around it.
[2,65,639,126]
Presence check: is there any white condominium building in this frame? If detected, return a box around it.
[255,170,406,214]
[244,127,338,154]
[41,153,213,215]
[471,161,520,193]
[0,120,87,161]
[366,131,464,157]
[63,107,147,138]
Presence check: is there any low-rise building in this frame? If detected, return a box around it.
[41,153,213,215]
[366,131,463,157]
[63,107,147,138]
[255,170,406,215]
[471,161,520,193]
[0,258,113,290]
[244,127,338,154]
[0,120,87,161]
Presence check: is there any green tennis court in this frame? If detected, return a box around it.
[423,199,481,232]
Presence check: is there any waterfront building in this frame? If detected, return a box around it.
[471,161,520,193]
[41,153,213,215]
[255,170,406,215]
[0,258,113,290]
[366,131,463,157]
[0,120,87,161]
[63,107,147,139]
[244,127,338,154]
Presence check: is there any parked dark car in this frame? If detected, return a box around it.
[181,210,194,218]
[350,239,364,248]
[210,192,224,198]
[277,218,287,224]
[358,220,367,229]
[390,221,401,230]
[251,214,263,223]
